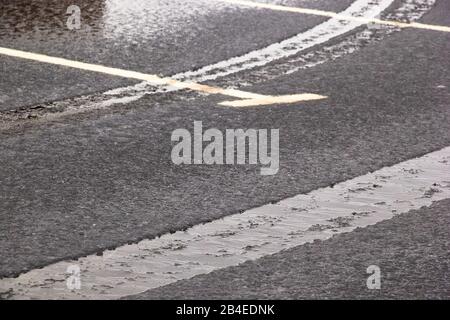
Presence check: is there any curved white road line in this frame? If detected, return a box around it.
[224,0,436,84]
[105,0,395,95]
[1,0,437,118]
[175,0,395,82]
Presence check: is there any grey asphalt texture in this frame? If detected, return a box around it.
[130,198,450,300]
[0,0,352,110]
[0,0,449,299]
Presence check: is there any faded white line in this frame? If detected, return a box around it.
[1,147,449,299]
[220,0,436,85]
[219,0,450,32]
[0,46,326,107]
[105,0,395,96]
[219,93,326,107]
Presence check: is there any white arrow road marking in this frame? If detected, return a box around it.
[1,147,449,299]
[1,1,439,115]
[0,46,326,107]
[217,0,450,33]
[219,93,326,107]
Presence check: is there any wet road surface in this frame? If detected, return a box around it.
[0,0,352,110]
[0,0,449,299]
[132,198,450,300]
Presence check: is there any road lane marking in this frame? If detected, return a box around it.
[0,0,439,117]
[0,46,326,107]
[4,0,430,117]
[101,0,435,108]
[247,0,438,83]
[1,147,449,299]
[218,0,450,33]
[219,93,325,107]
[108,0,396,96]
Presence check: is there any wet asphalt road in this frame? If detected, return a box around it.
[130,199,450,300]
[0,0,449,299]
[0,0,352,110]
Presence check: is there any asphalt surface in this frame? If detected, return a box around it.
[0,0,352,110]
[130,198,450,299]
[0,0,449,299]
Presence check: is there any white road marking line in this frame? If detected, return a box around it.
[219,93,325,107]
[217,0,436,85]
[1,147,449,299]
[4,0,424,115]
[0,0,437,116]
[0,46,325,107]
[4,0,392,110]
[107,0,396,97]
[59,0,433,116]
[218,0,450,32]
[173,0,396,82]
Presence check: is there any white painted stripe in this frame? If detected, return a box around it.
[219,0,436,84]
[219,93,325,107]
[219,0,450,32]
[1,147,449,299]
[174,0,395,83]
[62,0,434,116]
[1,0,436,117]
[0,47,326,107]
[106,0,395,97]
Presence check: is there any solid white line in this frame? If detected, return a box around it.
[219,93,325,107]
[1,147,449,299]
[105,0,396,96]
[218,0,450,32]
[176,0,396,82]
[231,0,437,80]
[26,0,432,118]
[0,46,326,107]
[2,1,435,115]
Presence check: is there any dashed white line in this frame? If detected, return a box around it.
[1,147,449,299]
